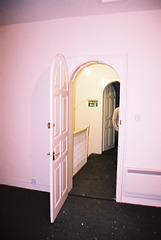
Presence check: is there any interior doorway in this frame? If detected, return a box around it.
[68,54,127,203]
[73,63,120,156]
[50,54,127,222]
[70,63,120,200]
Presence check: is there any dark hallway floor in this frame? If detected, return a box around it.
[1,149,161,240]
[69,148,117,200]
[1,184,161,240]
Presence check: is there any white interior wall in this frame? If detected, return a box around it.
[0,9,161,206]
[74,64,119,155]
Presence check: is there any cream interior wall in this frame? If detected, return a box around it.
[74,64,119,155]
[0,9,161,200]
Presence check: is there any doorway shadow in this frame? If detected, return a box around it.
[69,148,117,201]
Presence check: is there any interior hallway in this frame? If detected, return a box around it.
[70,148,117,200]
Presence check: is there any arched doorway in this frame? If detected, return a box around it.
[73,63,120,156]
[70,62,121,200]
[50,54,127,222]
[68,54,127,201]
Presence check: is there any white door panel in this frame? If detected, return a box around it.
[103,84,116,151]
[50,55,69,223]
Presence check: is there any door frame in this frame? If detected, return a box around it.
[67,54,127,202]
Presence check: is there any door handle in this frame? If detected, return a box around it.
[47,122,55,129]
[53,152,60,160]
[47,152,60,160]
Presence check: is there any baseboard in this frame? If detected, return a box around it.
[0,178,50,192]
[121,195,161,208]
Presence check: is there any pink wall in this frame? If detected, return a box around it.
[0,9,161,204]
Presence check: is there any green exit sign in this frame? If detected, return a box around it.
[88,100,98,107]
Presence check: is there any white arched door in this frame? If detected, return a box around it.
[50,55,69,223]
[103,84,116,152]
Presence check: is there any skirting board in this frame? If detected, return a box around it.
[121,195,161,208]
[0,178,50,192]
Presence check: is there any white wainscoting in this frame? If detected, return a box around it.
[73,124,89,176]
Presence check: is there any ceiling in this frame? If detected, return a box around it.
[0,0,161,26]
